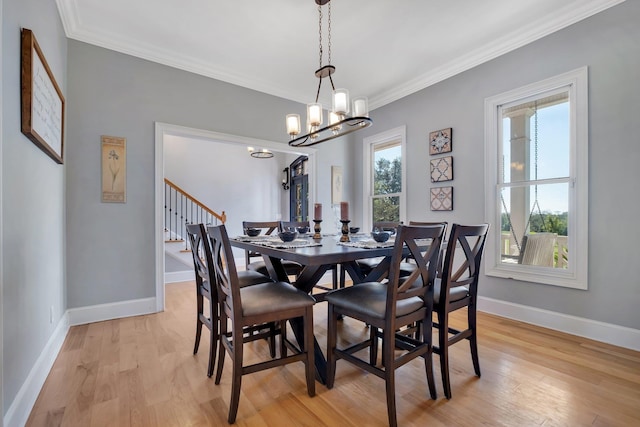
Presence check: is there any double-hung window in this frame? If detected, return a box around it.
[484,67,588,289]
[363,126,406,231]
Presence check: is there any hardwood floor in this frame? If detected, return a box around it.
[27,281,640,426]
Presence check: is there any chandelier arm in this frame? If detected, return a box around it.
[288,117,373,147]
[315,77,323,103]
[328,74,336,91]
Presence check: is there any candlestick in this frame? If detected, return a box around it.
[313,220,322,239]
[314,203,322,221]
[340,220,350,242]
[340,201,349,221]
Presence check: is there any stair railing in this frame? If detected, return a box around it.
[164,178,226,250]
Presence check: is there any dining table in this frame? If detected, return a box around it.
[230,232,400,384]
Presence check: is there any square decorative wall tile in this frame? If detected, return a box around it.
[430,156,453,182]
[429,128,452,155]
[430,186,453,211]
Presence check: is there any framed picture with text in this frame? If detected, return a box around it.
[20,28,65,164]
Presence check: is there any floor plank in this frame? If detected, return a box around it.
[26,281,640,426]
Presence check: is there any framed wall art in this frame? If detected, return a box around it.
[430,186,453,211]
[331,166,343,204]
[429,127,452,155]
[430,156,453,182]
[20,28,65,164]
[101,135,127,203]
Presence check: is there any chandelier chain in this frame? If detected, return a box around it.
[327,1,332,65]
[318,4,323,69]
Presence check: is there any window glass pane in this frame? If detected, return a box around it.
[501,92,569,184]
[373,196,400,223]
[373,143,401,196]
[499,182,569,268]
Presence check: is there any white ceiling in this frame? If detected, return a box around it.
[55,0,624,110]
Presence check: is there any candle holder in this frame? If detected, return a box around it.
[340,220,351,242]
[313,220,322,239]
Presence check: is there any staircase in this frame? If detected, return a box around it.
[164,178,226,283]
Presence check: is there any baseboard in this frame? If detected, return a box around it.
[477,296,640,351]
[67,297,158,326]
[3,312,70,427]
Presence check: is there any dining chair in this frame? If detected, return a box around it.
[433,223,489,399]
[185,223,276,377]
[281,220,343,290]
[207,224,316,424]
[325,224,445,427]
[242,220,304,278]
[354,221,402,274]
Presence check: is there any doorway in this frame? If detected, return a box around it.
[154,122,317,312]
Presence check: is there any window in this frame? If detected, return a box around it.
[363,126,406,231]
[484,67,588,289]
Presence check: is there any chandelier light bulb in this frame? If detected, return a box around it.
[352,97,369,118]
[307,103,323,127]
[286,114,301,137]
[332,89,349,115]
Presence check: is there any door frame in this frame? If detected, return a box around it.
[154,122,317,311]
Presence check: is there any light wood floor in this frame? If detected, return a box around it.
[27,280,640,426]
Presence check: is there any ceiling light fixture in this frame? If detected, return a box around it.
[286,0,372,147]
[247,146,274,159]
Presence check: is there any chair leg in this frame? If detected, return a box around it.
[438,312,452,399]
[304,307,316,397]
[383,326,397,427]
[326,304,338,389]
[193,293,204,354]
[268,322,276,358]
[207,299,218,378]
[422,318,437,400]
[468,304,481,377]
[215,314,228,385]
[280,320,287,358]
[369,326,378,366]
[228,323,244,424]
[332,265,338,289]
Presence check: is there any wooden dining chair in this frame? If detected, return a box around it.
[186,223,276,377]
[326,224,446,427]
[207,224,316,424]
[242,220,304,278]
[433,223,489,399]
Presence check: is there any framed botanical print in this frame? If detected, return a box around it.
[429,128,452,155]
[430,156,453,182]
[101,135,126,203]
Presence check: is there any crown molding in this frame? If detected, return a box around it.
[369,0,627,110]
[56,0,626,110]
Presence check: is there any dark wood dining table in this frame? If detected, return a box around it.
[230,233,398,384]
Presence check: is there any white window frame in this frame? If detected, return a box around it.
[484,67,588,289]
[363,126,406,232]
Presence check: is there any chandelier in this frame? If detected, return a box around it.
[247,146,274,158]
[286,0,372,147]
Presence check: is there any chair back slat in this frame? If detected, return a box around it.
[440,224,489,305]
[208,225,242,316]
[387,224,445,313]
[186,223,214,288]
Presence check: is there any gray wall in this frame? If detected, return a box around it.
[66,40,352,309]
[2,0,67,414]
[354,1,640,329]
